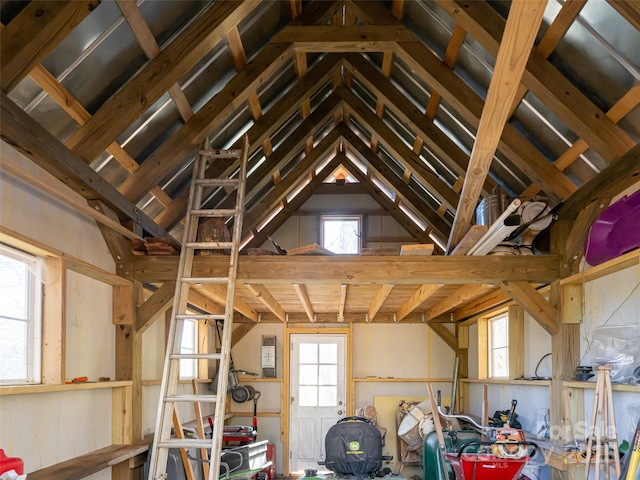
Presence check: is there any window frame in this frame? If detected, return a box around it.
[488,312,509,379]
[478,306,525,380]
[320,215,362,254]
[179,316,199,380]
[0,244,43,385]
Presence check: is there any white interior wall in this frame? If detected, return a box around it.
[1,142,114,479]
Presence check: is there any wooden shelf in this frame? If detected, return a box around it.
[0,380,132,396]
[563,380,640,392]
[237,377,284,383]
[142,378,212,386]
[460,378,551,386]
[561,249,640,285]
[354,377,452,383]
[28,435,152,480]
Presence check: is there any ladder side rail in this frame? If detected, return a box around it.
[148,149,209,480]
[207,136,250,480]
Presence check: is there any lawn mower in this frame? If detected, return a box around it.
[424,397,539,480]
[314,416,406,480]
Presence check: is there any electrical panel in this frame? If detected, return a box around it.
[261,335,277,378]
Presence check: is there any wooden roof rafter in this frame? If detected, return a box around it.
[435,0,636,163]
[0,0,99,93]
[446,0,548,252]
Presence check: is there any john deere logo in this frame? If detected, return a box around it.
[349,441,360,451]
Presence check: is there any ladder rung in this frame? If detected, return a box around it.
[185,242,234,249]
[165,394,218,403]
[198,148,243,158]
[158,439,213,450]
[170,353,222,360]
[181,277,229,284]
[190,208,238,217]
[176,314,225,321]
[194,178,240,187]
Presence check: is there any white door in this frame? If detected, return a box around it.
[290,334,346,474]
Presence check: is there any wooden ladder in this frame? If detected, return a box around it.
[584,364,621,480]
[147,136,249,480]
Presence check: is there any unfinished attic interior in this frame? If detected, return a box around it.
[1,0,640,479]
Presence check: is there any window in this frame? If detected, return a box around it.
[298,342,338,407]
[321,215,361,254]
[0,245,42,384]
[179,317,198,379]
[489,313,509,378]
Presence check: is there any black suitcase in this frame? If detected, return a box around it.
[324,417,383,475]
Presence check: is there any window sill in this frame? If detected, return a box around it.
[0,380,132,396]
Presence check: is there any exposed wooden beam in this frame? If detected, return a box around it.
[606,0,640,32]
[232,323,256,347]
[565,201,608,264]
[136,282,176,334]
[195,285,259,322]
[508,0,587,118]
[396,284,441,321]
[425,25,466,119]
[1,1,99,92]
[28,65,140,173]
[116,0,193,122]
[188,290,225,315]
[152,54,341,231]
[453,288,511,324]
[341,155,436,245]
[0,158,142,241]
[229,93,341,212]
[119,43,294,203]
[338,285,348,322]
[292,284,315,323]
[338,86,459,211]
[521,83,640,197]
[368,284,394,322]
[242,129,342,237]
[499,281,559,334]
[449,225,487,256]
[429,323,458,351]
[270,25,414,50]
[65,1,260,163]
[537,0,587,58]
[436,0,636,162]
[245,156,344,249]
[342,53,495,193]
[0,93,172,240]
[338,123,452,239]
[446,0,547,253]
[424,284,492,322]
[557,143,640,219]
[245,284,286,322]
[346,0,577,203]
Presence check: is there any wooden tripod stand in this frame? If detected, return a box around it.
[584,365,621,480]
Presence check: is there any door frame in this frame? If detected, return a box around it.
[284,325,353,475]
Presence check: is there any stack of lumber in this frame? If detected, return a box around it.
[132,237,181,255]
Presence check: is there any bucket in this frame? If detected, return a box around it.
[476,190,507,226]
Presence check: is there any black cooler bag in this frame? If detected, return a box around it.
[324,417,383,475]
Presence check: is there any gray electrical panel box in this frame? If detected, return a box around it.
[261,335,276,378]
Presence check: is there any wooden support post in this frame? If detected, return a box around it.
[550,219,580,480]
[508,305,524,379]
[477,318,489,380]
[42,257,66,385]
[456,324,470,414]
